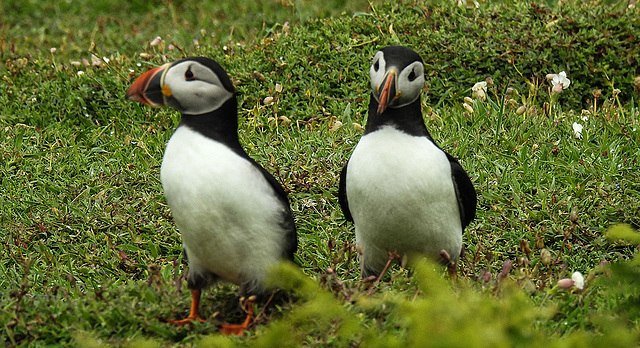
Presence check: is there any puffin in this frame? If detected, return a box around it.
[338,46,477,278]
[126,57,297,334]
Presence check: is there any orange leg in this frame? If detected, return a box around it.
[165,289,207,326]
[217,300,255,336]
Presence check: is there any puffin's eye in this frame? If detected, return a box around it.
[408,69,417,82]
[185,67,195,81]
[373,59,380,72]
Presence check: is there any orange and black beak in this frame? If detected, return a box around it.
[376,68,398,116]
[126,63,171,107]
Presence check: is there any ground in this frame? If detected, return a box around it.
[1,0,639,346]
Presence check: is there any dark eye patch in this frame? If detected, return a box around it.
[408,69,417,82]
[185,67,195,80]
[373,59,379,71]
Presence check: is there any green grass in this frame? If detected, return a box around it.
[2,0,640,346]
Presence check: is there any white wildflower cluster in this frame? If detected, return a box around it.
[460,71,591,141]
[462,80,489,114]
[547,71,571,95]
[472,81,487,99]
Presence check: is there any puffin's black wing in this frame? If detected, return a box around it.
[338,162,353,222]
[445,153,477,229]
[248,159,298,261]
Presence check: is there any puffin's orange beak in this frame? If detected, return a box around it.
[126,63,170,107]
[376,69,398,116]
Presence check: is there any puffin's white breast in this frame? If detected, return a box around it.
[160,126,286,285]
[346,126,462,269]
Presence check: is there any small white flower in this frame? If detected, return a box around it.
[77,71,85,76]
[572,122,583,139]
[571,271,584,290]
[91,54,103,67]
[557,271,585,290]
[301,199,317,208]
[50,47,57,54]
[463,103,474,113]
[275,83,283,93]
[263,96,274,105]
[472,81,487,99]
[551,71,570,89]
[472,81,487,91]
[150,36,162,46]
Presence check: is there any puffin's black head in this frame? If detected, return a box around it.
[370,46,425,116]
[126,57,235,115]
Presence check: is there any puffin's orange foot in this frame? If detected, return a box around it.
[162,315,206,326]
[216,301,255,336]
[162,289,206,326]
[217,320,250,335]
